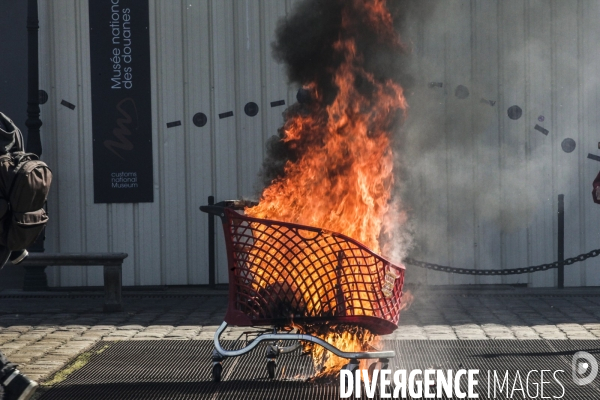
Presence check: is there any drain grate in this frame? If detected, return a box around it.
[39,340,600,399]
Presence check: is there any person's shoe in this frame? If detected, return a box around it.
[2,369,38,400]
[9,249,28,265]
[0,245,10,270]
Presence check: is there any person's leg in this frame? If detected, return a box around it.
[0,351,38,400]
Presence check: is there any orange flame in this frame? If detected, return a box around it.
[247,0,407,376]
[296,324,380,376]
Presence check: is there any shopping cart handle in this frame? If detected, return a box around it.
[199,205,226,217]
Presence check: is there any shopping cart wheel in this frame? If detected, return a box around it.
[368,358,390,380]
[267,360,277,379]
[368,362,378,380]
[212,363,223,382]
[341,359,360,373]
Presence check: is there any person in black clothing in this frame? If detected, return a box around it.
[0,353,37,400]
[0,112,37,400]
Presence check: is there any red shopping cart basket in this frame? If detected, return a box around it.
[200,201,406,381]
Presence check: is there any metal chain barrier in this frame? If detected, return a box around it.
[404,248,600,275]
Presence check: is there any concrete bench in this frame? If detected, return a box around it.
[19,253,128,312]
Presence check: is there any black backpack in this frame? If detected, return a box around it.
[0,112,52,250]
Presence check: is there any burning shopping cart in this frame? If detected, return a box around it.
[200,201,406,382]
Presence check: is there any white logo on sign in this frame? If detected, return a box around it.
[572,351,598,386]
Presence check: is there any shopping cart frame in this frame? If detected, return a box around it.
[201,201,405,382]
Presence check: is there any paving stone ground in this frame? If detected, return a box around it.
[1,286,600,382]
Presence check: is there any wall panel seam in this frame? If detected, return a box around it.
[75,0,88,286]
[496,0,505,282]
[154,0,167,286]
[181,0,192,284]
[577,0,586,286]
[233,1,242,198]
[48,0,62,283]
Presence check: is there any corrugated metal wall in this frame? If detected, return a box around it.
[37,0,600,288]
[38,0,299,287]
[403,0,600,288]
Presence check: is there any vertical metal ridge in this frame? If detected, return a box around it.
[141,0,162,286]
[523,0,533,288]
[107,204,113,253]
[576,0,586,287]
[558,194,565,288]
[233,0,242,199]
[208,0,217,209]
[469,0,479,285]
[443,28,452,286]
[180,0,192,285]
[470,0,479,285]
[133,202,140,286]
[153,0,167,286]
[258,0,268,153]
[75,0,87,285]
[46,0,61,286]
[550,0,558,286]
[496,0,506,283]
[207,0,219,284]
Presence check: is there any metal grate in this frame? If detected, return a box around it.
[38,340,600,399]
[389,340,600,399]
[221,208,405,335]
[39,340,319,400]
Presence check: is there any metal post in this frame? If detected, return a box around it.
[23,0,46,291]
[208,196,215,288]
[25,0,44,254]
[26,0,42,156]
[558,194,564,289]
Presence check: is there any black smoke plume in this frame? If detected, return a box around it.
[259,0,436,189]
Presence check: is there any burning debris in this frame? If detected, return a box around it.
[247,0,410,376]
